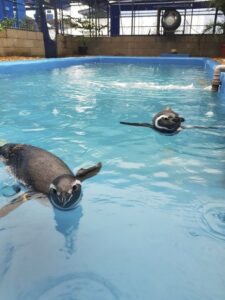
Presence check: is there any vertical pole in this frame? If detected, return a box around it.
[88,0,91,36]
[54,0,59,35]
[36,0,57,58]
[18,0,26,23]
[97,10,100,36]
[133,1,135,35]
[13,0,19,27]
[61,1,64,35]
[95,0,97,37]
[131,0,134,35]
[213,8,218,34]
[190,7,193,34]
[2,0,6,18]
[107,2,110,36]
[110,5,120,36]
[183,9,186,34]
[91,1,94,37]
[89,0,92,37]
[156,9,161,35]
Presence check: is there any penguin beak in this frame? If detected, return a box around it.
[49,187,82,210]
[60,192,73,207]
[173,116,185,124]
[60,189,82,209]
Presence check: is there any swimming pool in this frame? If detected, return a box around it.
[0,57,224,300]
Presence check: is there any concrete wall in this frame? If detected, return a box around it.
[0,29,45,57]
[57,35,79,57]
[0,30,224,58]
[57,34,225,58]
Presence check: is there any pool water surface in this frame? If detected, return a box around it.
[0,60,225,300]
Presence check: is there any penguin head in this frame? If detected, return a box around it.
[48,162,102,210]
[153,108,185,133]
[49,175,82,210]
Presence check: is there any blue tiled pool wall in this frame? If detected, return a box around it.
[205,58,218,78]
[0,56,224,98]
[0,57,99,74]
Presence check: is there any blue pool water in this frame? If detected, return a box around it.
[0,58,225,300]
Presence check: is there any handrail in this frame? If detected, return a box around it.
[211,64,225,92]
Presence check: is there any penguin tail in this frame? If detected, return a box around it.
[120,121,153,128]
[181,125,224,130]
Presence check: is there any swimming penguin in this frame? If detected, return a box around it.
[0,143,102,211]
[120,108,185,134]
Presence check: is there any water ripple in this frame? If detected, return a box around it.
[0,244,14,279]
[22,128,46,132]
[22,272,120,300]
[199,203,225,241]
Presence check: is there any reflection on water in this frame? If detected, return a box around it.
[54,206,83,255]
[0,62,225,300]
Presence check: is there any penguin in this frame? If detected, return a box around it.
[120,108,185,134]
[120,107,221,134]
[0,143,102,211]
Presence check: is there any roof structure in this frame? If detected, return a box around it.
[23,0,213,11]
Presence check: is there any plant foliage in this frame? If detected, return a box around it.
[211,0,225,15]
[203,22,225,34]
[0,18,15,31]
[63,17,107,36]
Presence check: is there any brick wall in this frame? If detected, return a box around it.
[57,35,225,58]
[0,29,45,57]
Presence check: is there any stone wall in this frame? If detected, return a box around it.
[0,29,45,57]
[57,34,225,58]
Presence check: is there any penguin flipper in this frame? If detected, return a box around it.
[76,162,102,181]
[120,121,153,128]
[181,125,223,130]
[0,192,33,218]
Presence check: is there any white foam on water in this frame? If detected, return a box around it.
[19,110,30,116]
[204,85,212,91]
[22,128,46,132]
[0,139,7,146]
[203,168,223,175]
[153,172,169,178]
[205,111,214,117]
[111,81,195,90]
[112,82,128,88]
[75,105,93,113]
[52,108,60,116]
[134,82,195,90]
[52,137,72,140]
[76,95,89,102]
[109,158,145,169]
